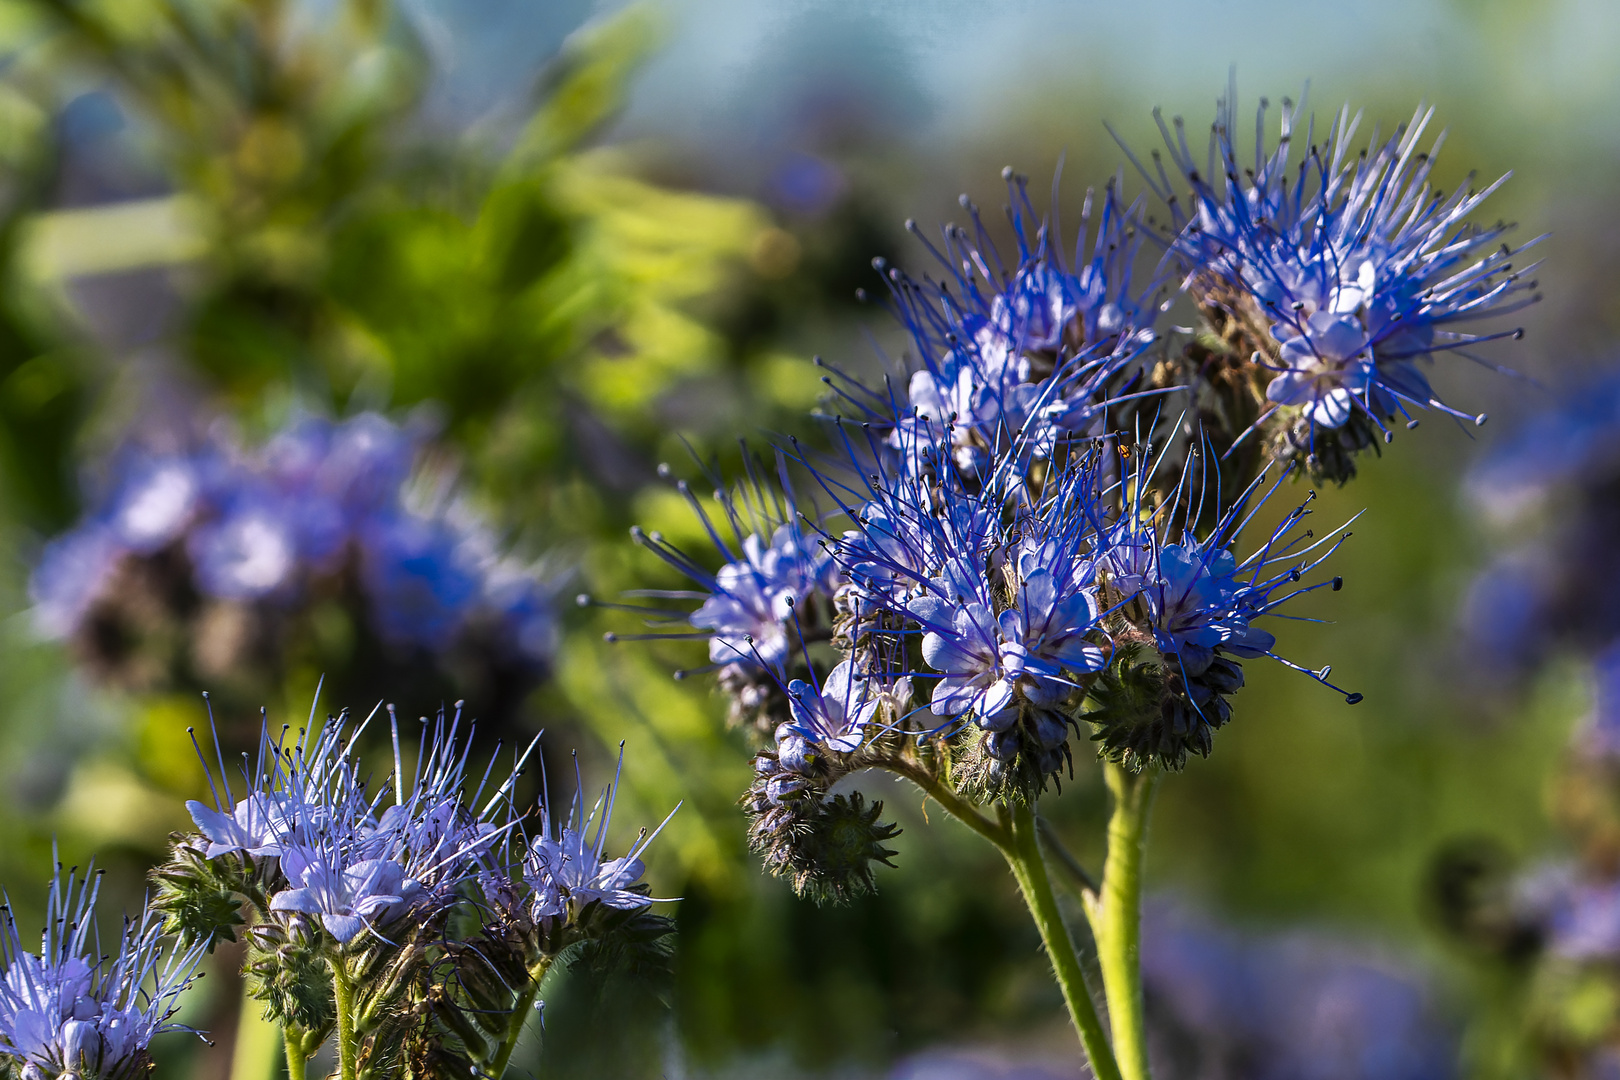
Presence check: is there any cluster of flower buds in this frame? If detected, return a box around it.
[28,411,559,707]
[143,699,674,1079]
[614,87,1539,902]
[0,859,206,1080]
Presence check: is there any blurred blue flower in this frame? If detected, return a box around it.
[29,410,559,675]
[1581,642,1620,760]
[1466,372,1620,524]
[1460,372,1620,687]
[1141,899,1457,1080]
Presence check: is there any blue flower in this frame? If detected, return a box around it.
[0,864,206,1079]
[830,170,1161,484]
[515,752,675,925]
[27,410,560,677]
[185,791,294,859]
[1136,88,1538,444]
[783,658,884,758]
[628,456,840,682]
[270,849,422,945]
[188,702,540,944]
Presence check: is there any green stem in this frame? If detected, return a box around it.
[487,958,553,1079]
[281,1026,310,1080]
[228,976,281,1080]
[1096,763,1160,1080]
[1037,814,1101,902]
[884,758,1010,852]
[331,960,359,1080]
[1006,803,1123,1080]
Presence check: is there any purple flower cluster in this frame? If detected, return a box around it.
[626,456,842,727]
[184,703,673,955]
[187,705,522,944]
[512,752,675,928]
[836,172,1161,483]
[624,90,1535,906]
[1136,86,1539,457]
[821,436,1354,778]
[29,411,558,687]
[0,863,205,1080]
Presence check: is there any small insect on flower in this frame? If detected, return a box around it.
[0,861,207,1080]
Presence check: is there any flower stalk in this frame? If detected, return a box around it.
[488,958,554,1078]
[282,1026,313,1080]
[1095,763,1160,1080]
[331,960,360,1080]
[1005,803,1122,1080]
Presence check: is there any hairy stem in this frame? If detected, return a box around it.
[228,976,280,1080]
[331,961,359,1080]
[488,958,553,1078]
[1006,803,1122,1080]
[1096,763,1161,1080]
[884,757,1010,852]
[1037,814,1101,904]
[281,1025,310,1080]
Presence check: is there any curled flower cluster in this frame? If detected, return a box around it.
[618,108,1418,901]
[1126,85,1538,482]
[848,172,1162,480]
[0,862,206,1080]
[150,700,674,1079]
[29,411,558,703]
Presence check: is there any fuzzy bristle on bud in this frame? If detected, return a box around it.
[1083,646,1243,772]
[743,752,900,905]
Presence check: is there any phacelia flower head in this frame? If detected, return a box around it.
[508,749,675,930]
[824,169,1165,485]
[622,453,842,729]
[0,863,206,1080]
[28,411,560,698]
[1129,84,1540,480]
[1084,443,1360,770]
[181,698,538,947]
